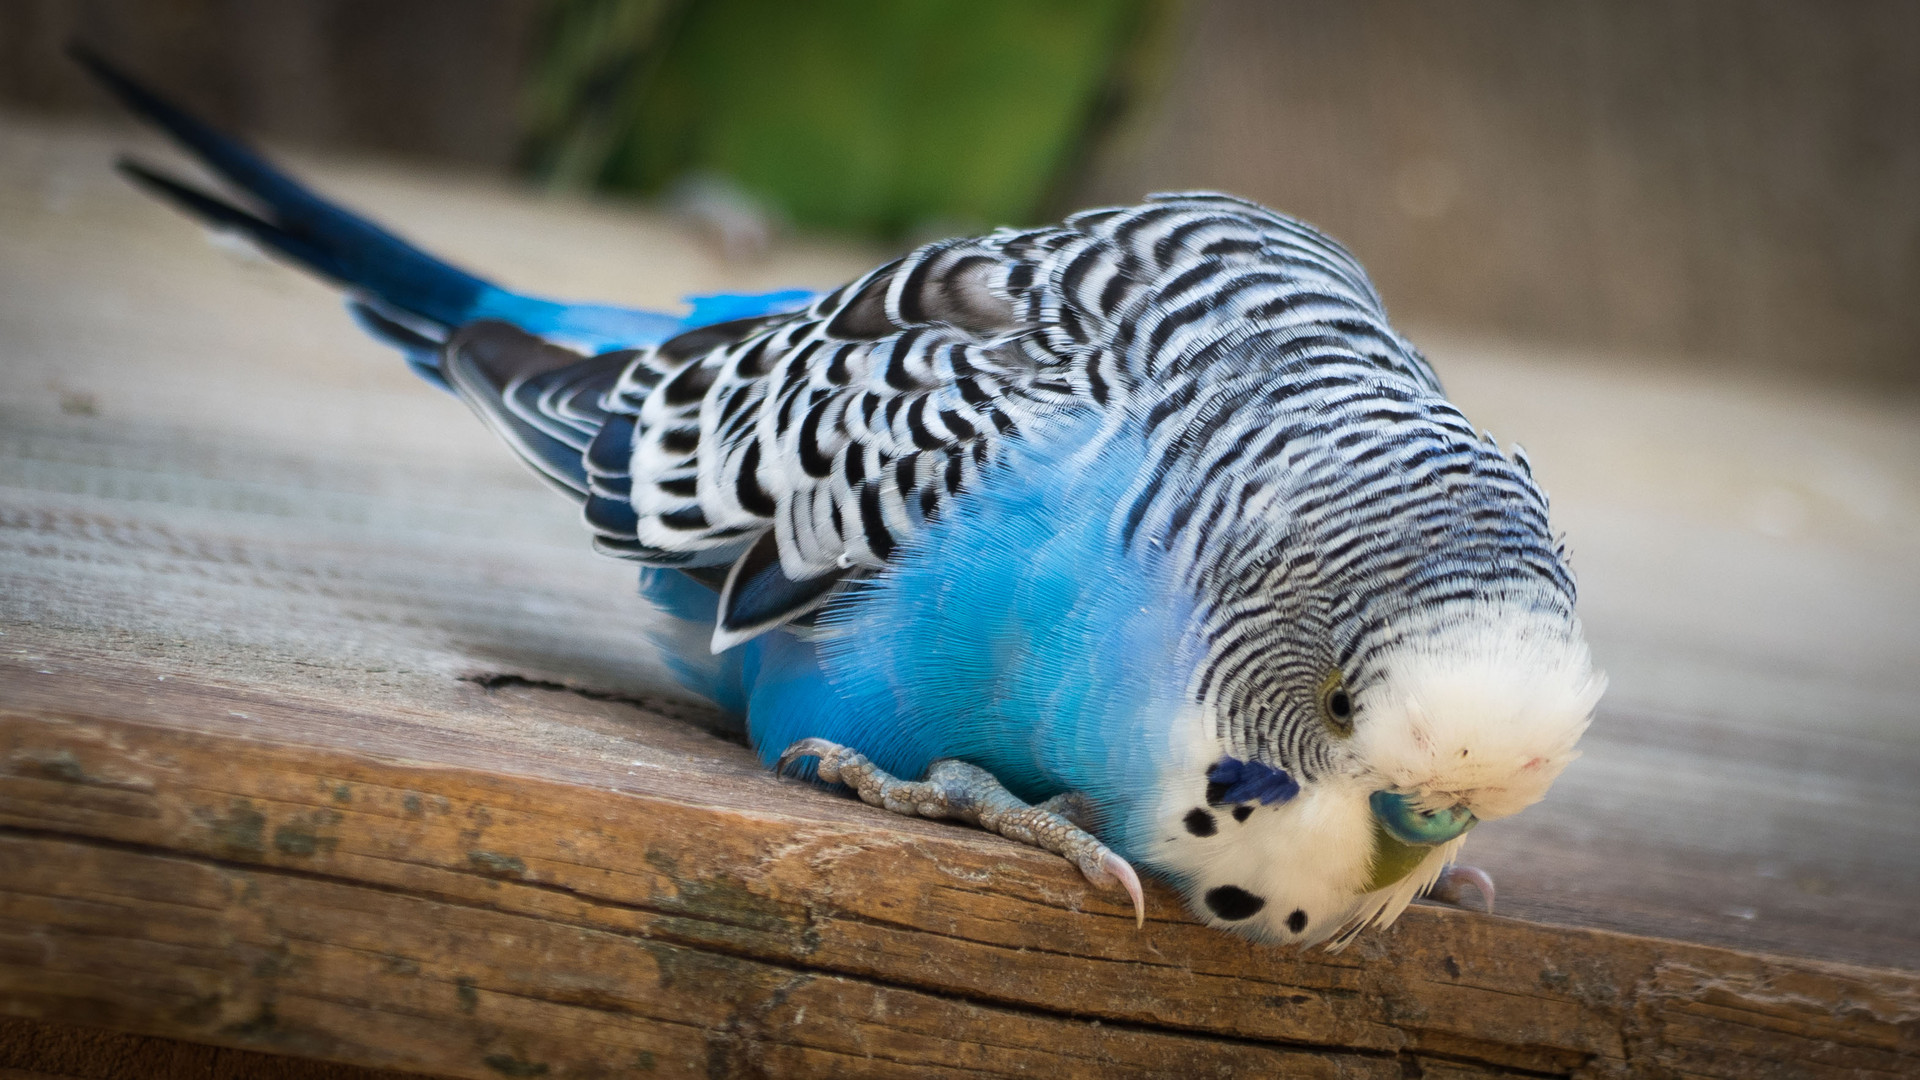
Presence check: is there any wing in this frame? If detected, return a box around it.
[607,235,1105,649]
[445,194,1437,651]
[439,321,636,497]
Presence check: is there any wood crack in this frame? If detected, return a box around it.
[458,671,744,742]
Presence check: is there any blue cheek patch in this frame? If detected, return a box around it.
[1206,757,1299,807]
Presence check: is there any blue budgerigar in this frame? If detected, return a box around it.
[81,50,1603,947]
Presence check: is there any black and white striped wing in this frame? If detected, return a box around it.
[443,193,1441,650]
[439,320,637,498]
[598,238,1100,647]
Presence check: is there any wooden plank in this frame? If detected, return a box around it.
[3,662,1918,1078]
[2,113,1918,1076]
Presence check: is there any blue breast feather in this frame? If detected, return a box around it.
[649,409,1205,861]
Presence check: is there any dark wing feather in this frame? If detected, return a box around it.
[446,196,1435,649]
[713,531,850,649]
[443,322,594,496]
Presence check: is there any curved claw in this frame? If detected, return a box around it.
[1430,864,1496,914]
[1099,849,1147,928]
[775,737,847,780]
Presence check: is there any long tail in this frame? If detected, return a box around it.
[77,45,812,714]
[67,44,733,383]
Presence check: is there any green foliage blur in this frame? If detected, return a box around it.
[522,0,1175,239]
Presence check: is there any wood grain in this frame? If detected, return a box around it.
[0,1015,420,1080]
[4,664,1917,1079]
[2,113,1918,1077]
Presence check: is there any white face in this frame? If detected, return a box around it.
[1142,615,1602,945]
[1141,735,1459,945]
[1146,770,1423,943]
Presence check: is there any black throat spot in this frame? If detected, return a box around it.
[1203,885,1266,921]
[1183,808,1218,837]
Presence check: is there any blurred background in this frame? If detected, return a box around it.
[5,0,1918,386]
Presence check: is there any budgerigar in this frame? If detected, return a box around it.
[81,50,1603,946]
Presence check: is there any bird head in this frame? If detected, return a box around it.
[1142,604,1602,946]
[1125,396,1605,946]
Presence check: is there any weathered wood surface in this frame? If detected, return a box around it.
[0,1015,415,1079]
[6,660,1919,1079]
[2,113,1918,1077]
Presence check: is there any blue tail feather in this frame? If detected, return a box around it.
[75,44,494,332]
[80,44,825,718]
[346,300,452,391]
[74,44,816,363]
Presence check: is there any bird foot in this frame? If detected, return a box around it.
[776,737,1145,927]
[1428,864,1496,914]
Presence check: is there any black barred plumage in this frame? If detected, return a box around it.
[610,193,1429,586]
[444,193,1578,787]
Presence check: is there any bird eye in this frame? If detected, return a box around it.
[1369,791,1476,846]
[1317,670,1354,736]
